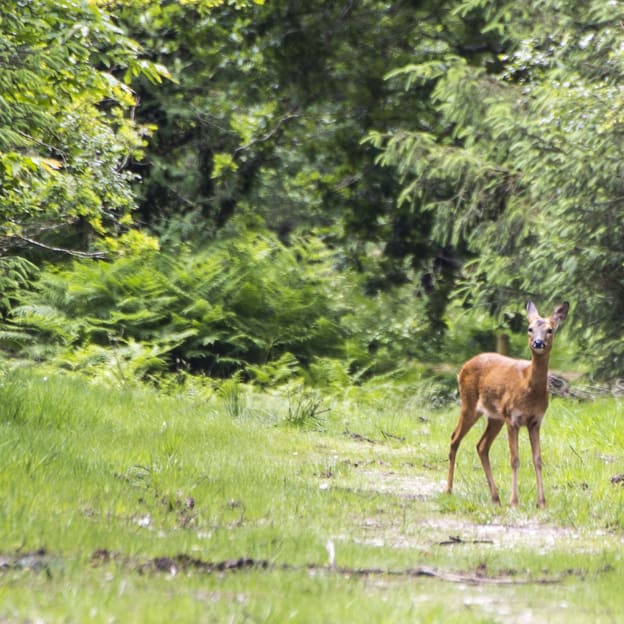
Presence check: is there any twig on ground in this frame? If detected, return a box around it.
[438,535,494,546]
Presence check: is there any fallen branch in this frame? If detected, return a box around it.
[90,550,562,586]
[438,535,494,546]
[381,430,406,442]
[343,428,378,445]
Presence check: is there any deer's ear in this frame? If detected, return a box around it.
[552,301,569,328]
[526,301,539,321]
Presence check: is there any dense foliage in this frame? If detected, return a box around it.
[7,226,340,379]
[0,0,162,253]
[113,0,470,288]
[1,0,623,381]
[373,0,624,375]
[6,220,450,386]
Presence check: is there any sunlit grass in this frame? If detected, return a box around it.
[0,369,622,622]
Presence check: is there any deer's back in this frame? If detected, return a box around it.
[458,353,544,423]
[458,353,531,386]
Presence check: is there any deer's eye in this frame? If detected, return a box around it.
[527,327,533,333]
[546,328,553,334]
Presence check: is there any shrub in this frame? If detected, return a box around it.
[6,228,346,380]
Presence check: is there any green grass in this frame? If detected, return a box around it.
[0,369,623,622]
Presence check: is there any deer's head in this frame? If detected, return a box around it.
[526,301,569,355]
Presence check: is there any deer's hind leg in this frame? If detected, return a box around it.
[528,421,546,508]
[447,398,481,494]
[506,423,521,508]
[477,418,504,504]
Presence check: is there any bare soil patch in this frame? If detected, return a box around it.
[344,463,621,555]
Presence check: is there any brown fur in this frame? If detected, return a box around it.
[446,301,569,508]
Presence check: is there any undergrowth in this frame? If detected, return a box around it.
[0,225,562,392]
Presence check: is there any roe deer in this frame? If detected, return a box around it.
[447,301,569,508]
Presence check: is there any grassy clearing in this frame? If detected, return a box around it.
[0,370,623,622]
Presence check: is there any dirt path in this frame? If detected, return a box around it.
[339,466,621,555]
[324,463,621,623]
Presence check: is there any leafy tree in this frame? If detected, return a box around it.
[114,0,485,302]
[373,0,624,376]
[0,0,163,256]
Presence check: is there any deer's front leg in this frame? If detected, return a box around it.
[506,424,520,507]
[528,422,545,508]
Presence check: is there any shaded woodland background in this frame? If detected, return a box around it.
[1,0,623,386]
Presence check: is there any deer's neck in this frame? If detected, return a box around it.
[527,352,550,392]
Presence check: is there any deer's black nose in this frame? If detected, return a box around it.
[532,339,545,350]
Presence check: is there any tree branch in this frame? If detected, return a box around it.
[234,112,301,156]
[13,235,108,259]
